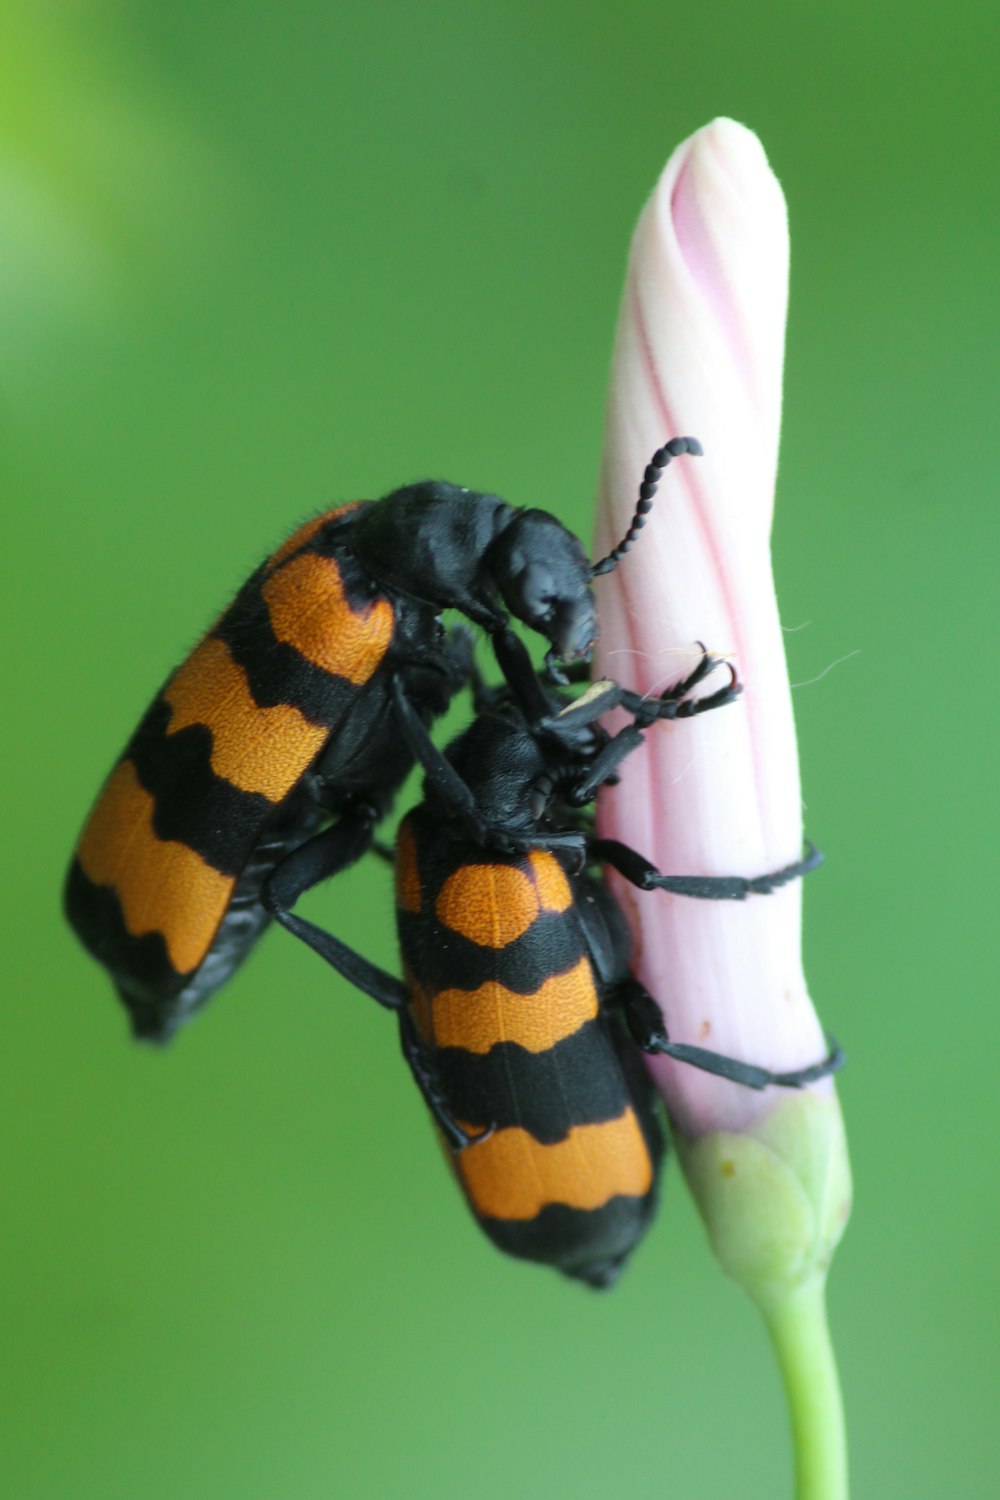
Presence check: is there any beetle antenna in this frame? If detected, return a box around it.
[590,436,703,578]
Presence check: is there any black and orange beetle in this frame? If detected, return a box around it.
[65,439,703,1042]
[301,659,840,1287]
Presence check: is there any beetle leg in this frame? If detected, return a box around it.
[563,724,648,806]
[399,1011,494,1151]
[459,628,515,715]
[610,978,845,1090]
[629,642,722,711]
[488,623,559,721]
[554,658,593,687]
[536,677,628,737]
[262,812,408,1009]
[590,837,824,900]
[623,655,742,726]
[284,913,408,1011]
[389,676,495,843]
[262,805,376,910]
[547,660,739,807]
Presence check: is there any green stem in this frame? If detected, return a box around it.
[761,1277,848,1500]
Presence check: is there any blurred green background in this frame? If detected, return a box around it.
[3,2,996,1496]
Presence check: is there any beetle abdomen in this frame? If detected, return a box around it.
[397,815,662,1285]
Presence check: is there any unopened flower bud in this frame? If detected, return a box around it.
[594,118,851,1498]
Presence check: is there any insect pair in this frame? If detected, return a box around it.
[65,437,840,1286]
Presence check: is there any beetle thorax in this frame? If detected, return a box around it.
[350,482,511,611]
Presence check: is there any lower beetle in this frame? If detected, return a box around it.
[297,656,840,1287]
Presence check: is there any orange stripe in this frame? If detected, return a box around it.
[428,955,598,1054]
[261,552,393,684]
[457,1110,652,1220]
[435,862,539,947]
[263,502,362,574]
[163,636,328,800]
[395,818,422,913]
[77,761,235,975]
[528,849,573,912]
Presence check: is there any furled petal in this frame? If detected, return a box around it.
[596,120,851,1496]
[592,127,854,1411]
[594,118,837,1146]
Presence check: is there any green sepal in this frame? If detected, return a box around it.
[678,1092,852,1313]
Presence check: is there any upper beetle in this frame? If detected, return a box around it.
[65,438,703,1041]
[296,657,840,1288]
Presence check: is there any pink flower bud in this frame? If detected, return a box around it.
[593,131,852,1441]
[594,117,839,1146]
[592,117,853,1493]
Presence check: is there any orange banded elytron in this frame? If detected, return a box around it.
[399,824,664,1288]
[65,500,412,1039]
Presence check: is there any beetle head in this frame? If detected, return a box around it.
[488,511,597,667]
[441,709,549,836]
[440,701,605,841]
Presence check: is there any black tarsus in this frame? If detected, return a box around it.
[612,977,844,1090]
[592,837,824,902]
[260,806,410,1006]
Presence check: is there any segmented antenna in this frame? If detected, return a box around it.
[590,435,703,577]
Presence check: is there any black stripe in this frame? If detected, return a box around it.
[64,858,187,1003]
[126,697,277,876]
[215,615,362,722]
[66,787,324,1039]
[399,905,587,995]
[148,783,325,1037]
[431,1018,633,1144]
[476,1193,660,1285]
[214,556,393,724]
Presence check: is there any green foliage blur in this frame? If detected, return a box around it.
[3,3,996,1496]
